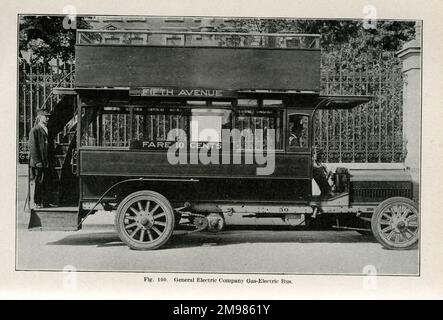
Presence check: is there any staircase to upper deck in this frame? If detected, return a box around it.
[46,95,79,206]
[28,93,80,230]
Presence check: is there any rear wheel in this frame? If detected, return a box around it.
[371,197,419,250]
[115,191,175,250]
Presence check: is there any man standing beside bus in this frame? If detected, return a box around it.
[29,109,53,208]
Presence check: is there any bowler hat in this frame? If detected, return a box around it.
[36,108,51,116]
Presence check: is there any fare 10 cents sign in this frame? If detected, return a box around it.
[129,87,237,98]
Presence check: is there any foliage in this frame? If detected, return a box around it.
[229,19,415,71]
[229,18,415,50]
[19,16,91,64]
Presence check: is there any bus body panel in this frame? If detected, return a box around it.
[75,45,320,92]
[78,149,312,203]
[79,175,312,204]
[79,149,311,178]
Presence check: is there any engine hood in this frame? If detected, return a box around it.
[349,169,412,182]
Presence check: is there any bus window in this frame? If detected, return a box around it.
[288,114,309,150]
[80,106,131,148]
[132,107,189,142]
[80,106,190,148]
[190,109,232,143]
[233,109,283,151]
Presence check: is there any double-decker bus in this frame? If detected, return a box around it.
[28,29,419,250]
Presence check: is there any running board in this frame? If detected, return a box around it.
[28,207,80,231]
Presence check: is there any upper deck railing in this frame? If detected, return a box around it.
[77,30,321,49]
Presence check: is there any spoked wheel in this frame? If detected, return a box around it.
[371,197,419,250]
[115,191,175,250]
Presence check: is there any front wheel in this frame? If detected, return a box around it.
[115,191,175,250]
[371,197,419,250]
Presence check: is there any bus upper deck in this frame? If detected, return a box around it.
[77,29,321,49]
[75,30,322,92]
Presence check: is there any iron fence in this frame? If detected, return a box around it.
[18,60,74,162]
[316,52,404,162]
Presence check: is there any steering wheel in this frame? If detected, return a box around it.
[289,133,299,146]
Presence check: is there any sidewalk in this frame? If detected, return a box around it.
[16,164,114,227]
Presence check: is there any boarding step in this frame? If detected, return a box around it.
[28,206,80,231]
[57,143,72,154]
[54,155,66,167]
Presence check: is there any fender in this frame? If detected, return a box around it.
[78,177,199,227]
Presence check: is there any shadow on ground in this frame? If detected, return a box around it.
[47,231,123,247]
[47,229,377,250]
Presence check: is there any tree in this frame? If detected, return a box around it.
[229,18,415,51]
[229,19,415,72]
[19,15,91,65]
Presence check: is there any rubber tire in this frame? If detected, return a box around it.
[115,190,175,250]
[371,197,419,250]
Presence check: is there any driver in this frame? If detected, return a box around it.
[288,115,304,147]
[312,148,333,198]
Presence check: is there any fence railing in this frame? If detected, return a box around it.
[18,60,75,162]
[316,52,404,163]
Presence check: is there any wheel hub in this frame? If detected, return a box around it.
[390,213,407,233]
[137,212,154,229]
[397,220,406,231]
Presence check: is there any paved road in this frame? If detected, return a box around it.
[16,165,419,275]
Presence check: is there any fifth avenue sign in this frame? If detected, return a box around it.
[129,87,237,98]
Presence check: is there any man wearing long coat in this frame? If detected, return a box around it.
[29,109,52,208]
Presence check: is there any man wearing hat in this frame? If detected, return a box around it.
[29,108,53,208]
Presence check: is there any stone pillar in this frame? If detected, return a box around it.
[397,21,422,202]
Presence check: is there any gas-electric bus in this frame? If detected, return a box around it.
[28,30,419,250]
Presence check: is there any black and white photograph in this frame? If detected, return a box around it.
[14,12,422,277]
